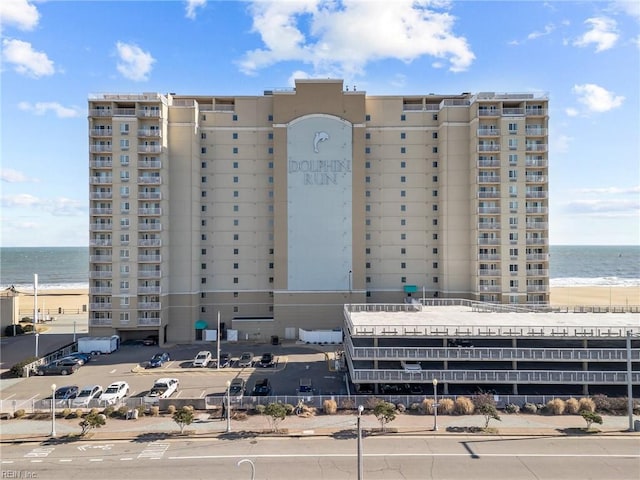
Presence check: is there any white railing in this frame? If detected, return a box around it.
[477,128,500,136]
[526,144,547,152]
[138,192,161,200]
[478,191,500,198]
[138,317,161,326]
[138,177,161,184]
[89,271,112,278]
[90,145,112,153]
[478,176,501,183]
[90,176,113,184]
[90,303,112,310]
[478,145,500,152]
[90,255,112,262]
[90,208,112,215]
[526,269,548,276]
[138,239,162,247]
[89,287,112,294]
[90,192,113,199]
[138,286,161,294]
[502,108,524,115]
[138,223,162,231]
[90,128,112,136]
[139,270,161,278]
[138,160,162,169]
[138,208,162,215]
[138,255,161,262]
[138,302,161,310]
[138,145,162,153]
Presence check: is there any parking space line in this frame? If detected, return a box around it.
[110,369,117,374]
[199,390,206,398]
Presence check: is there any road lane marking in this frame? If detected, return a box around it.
[120,458,133,461]
[89,458,103,462]
[25,447,55,458]
[59,459,72,462]
[138,442,170,460]
[110,369,117,374]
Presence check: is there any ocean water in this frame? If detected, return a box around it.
[0,245,638,290]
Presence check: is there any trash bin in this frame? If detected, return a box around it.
[634,420,640,432]
[271,335,279,346]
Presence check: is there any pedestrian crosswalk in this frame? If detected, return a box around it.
[137,442,170,460]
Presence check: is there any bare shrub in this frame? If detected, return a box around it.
[421,398,434,415]
[75,409,84,419]
[150,406,160,417]
[546,398,565,415]
[364,396,381,410]
[522,402,537,414]
[565,398,580,414]
[340,397,356,410]
[472,392,496,410]
[438,398,455,415]
[578,397,596,413]
[14,409,26,418]
[61,408,72,418]
[592,394,610,413]
[323,399,338,415]
[608,397,628,414]
[396,403,406,413]
[505,403,520,414]
[454,396,475,415]
[166,404,176,415]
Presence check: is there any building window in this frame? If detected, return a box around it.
[509,201,518,211]
[366,262,371,269]
[233,132,238,139]
[432,161,438,168]
[432,132,438,139]
[433,233,438,240]
[120,265,129,275]
[268,147,273,154]
[202,248,207,255]
[201,306,207,313]
[268,176,274,184]
[201,263,206,269]
[201,176,207,183]
[365,219,371,226]
[120,201,130,212]
[510,248,518,257]
[233,176,239,183]
[120,218,129,228]
[432,175,438,182]
[119,249,129,258]
[365,161,370,168]
[201,205,207,212]
[233,277,239,284]
[268,161,274,168]
[268,132,273,139]
[365,248,371,254]
[510,232,518,242]
[201,277,206,284]
[432,146,438,153]
[233,161,238,168]
[433,276,439,283]
[201,292,206,298]
[366,277,371,284]
[201,191,207,197]
[233,263,239,269]
[433,247,438,254]
[120,312,129,322]
[201,147,207,154]
[201,220,206,226]
[202,161,207,168]
[365,114,371,121]
[365,133,371,140]
[233,306,239,313]
[509,170,518,180]
[509,185,517,196]
[401,262,406,269]
[509,154,518,165]
[366,233,371,240]
[400,247,406,255]
[201,234,207,240]
[400,176,406,183]
[432,190,438,197]
[268,114,273,121]
[400,114,406,121]
[432,218,438,226]
[233,147,238,154]
[233,234,239,240]
[433,262,438,269]
[400,219,406,226]
[233,292,239,298]
[509,138,518,150]
[401,233,406,240]
[233,191,239,197]
[120,186,129,196]
[233,248,239,255]
[365,192,371,199]
[233,205,239,212]
[508,122,518,133]
[401,190,406,197]
[433,114,438,121]
[400,204,406,212]
[201,132,206,139]
[510,264,518,272]
[365,147,371,154]
[120,139,129,149]
[401,276,406,283]
[401,161,406,168]
[433,204,438,211]
[232,114,238,121]
[400,147,406,154]
[120,155,129,166]
[120,171,129,181]
[365,176,370,183]
[233,219,239,226]
[400,132,406,139]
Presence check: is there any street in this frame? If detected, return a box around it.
[1,435,638,479]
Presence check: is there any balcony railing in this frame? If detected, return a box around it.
[138,317,161,326]
[89,271,113,279]
[526,269,549,276]
[90,128,112,137]
[527,285,549,292]
[525,158,547,167]
[525,108,547,116]
[526,222,548,230]
[138,223,162,231]
[138,110,161,117]
[90,176,113,184]
[138,286,161,294]
[525,127,547,136]
[90,208,112,215]
[90,160,113,168]
[478,207,500,214]
[90,239,112,247]
[138,302,161,310]
[525,175,547,183]
[477,128,500,136]
[478,191,500,198]
[138,145,162,153]
[90,145,112,153]
[138,208,162,215]
[526,144,547,152]
[478,238,500,245]
[526,191,548,199]
[90,255,112,262]
[478,270,500,276]
[90,192,113,199]
[138,160,161,169]
[90,287,112,294]
[526,207,548,214]
[478,176,500,183]
[138,239,162,247]
[478,223,501,230]
[139,270,161,278]
[90,317,113,326]
[138,192,161,200]
[137,129,161,137]
[90,303,112,311]
[90,109,112,117]
[478,109,501,116]
[526,238,548,245]
[478,285,501,292]
[478,159,500,167]
[138,177,161,185]
[478,145,500,152]
[90,223,113,231]
[138,255,161,262]
[502,108,524,115]
[478,254,501,261]
[114,108,136,116]
[526,253,549,261]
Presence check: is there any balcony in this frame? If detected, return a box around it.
[90,128,112,137]
[477,128,500,136]
[90,239,112,247]
[137,129,161,137]
[90,317,112,326]
[526,238,548,245]
[478,238,500,245]
[478,176,501,183]
[478,159,500,168]
[526,253,549,261]
[525,144,547,152]
[138,223,162,231]
[138,286,161,295]
[525,108,547,116]
[526,222,548,230]
[525,175,547,183]
[478,191,500,198]
[138,176,161,185]
[139,270,161,278]
[138,302,161,310]
[90,145,112,153]
[89,270,113,279]
[90,176,113,185]
[90,255,112,262]
[525,127,547,136]
[526,191,548,199]
[478,270,500,276]
[138,191,161,200]
[526,207,548,214]
[138,144,162,153]
[138,254,161,262]
[478,207,500,214]
[478,144,500,152]
[90,223,113,231]
[478,109,501,116]
[138,208,162,216]
[525,158,547,167]
[527,284,549,292]
[90,109,112,117]
[479,285,501,292]
[90,208,112,215]
[526,269,549,276]
[138,317,161,326]
[138,239,162,247]
[90,287,112,294]
[90,159,113,168]
[114,108,136,116]
[90,191,113,199]
[90,303,112,311]
[502,108,524,116]
[137,109,160,118]
[138,160,162,169]
[478,222,501,230]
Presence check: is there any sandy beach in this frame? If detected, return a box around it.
[15,286,640,316]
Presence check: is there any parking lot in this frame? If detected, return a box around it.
[0,340,348,411]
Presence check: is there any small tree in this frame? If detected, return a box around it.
[478,403,501,429]
[263,402,287,432]
[373,401,396,432]
[79,411,106,436]
[580,410,603,431]
[173,406,195,434]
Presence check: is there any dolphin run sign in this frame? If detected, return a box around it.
[288,159,351,185]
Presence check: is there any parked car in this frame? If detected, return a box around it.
[218,352,231,368]
[192,351,212,367]
[37,358,81,376]
[297,378,314,395]
[381,384,411,395]
[143,378,179,405]
[258,352,275,368]
[148,352,171,368]
[238,352,254,368]
[72,385,103,407]
[66,352,92,365]
[143,335,159,346]
[53,385,79,403]
[100,381,130,405]
[228,378,246,402]
[251,379,272,396]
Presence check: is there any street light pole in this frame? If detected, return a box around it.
[432,378,438,431]
[357,404,364,480]
[226,380,231,433]
[50,383,57,437]
[35,333,39,358]
[73,321,77,343]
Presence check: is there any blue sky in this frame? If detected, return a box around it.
[1,0,639,247]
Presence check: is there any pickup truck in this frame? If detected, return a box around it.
[143,378,179,405]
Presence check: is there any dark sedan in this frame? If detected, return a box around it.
[66,352,92,365]
[148,352,170,368]
[53,385,79,403]
[251,379,272,396]
[37,358,81,376]
[258,352,274,368]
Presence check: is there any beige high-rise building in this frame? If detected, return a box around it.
[88,79,549,344]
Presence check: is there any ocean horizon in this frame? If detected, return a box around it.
[1,245,639,290]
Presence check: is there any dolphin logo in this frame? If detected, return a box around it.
[313,131,329,153]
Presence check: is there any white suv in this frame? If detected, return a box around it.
[192,351,212,367]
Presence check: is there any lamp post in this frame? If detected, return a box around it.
[35,332,40,358]
[73,320,77,343]
[432,378,438,431]
[225,380,231,433]
[50,383,57,437]
[357,404,364,480]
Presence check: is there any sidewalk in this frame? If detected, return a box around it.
[1,411,637,444]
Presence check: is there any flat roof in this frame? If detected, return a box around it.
[346,304,640,338]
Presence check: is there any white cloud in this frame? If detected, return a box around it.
[552,134,572,154]
[565,107,579,117]
[2,38,55,77]
[0,0,40,31]
[1,193,41,207]
[572,83,625,113]
[18,101,82,118]
[239,0,475,78]
[575,186,640,195]
[611,0,640,22]
[573,17,619,52]
[527,23,556,40]
[185,0,206,19]
[564,198,639,217]
[1,193,84,216]
[115,42,155,81]
[1,168,38,183]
